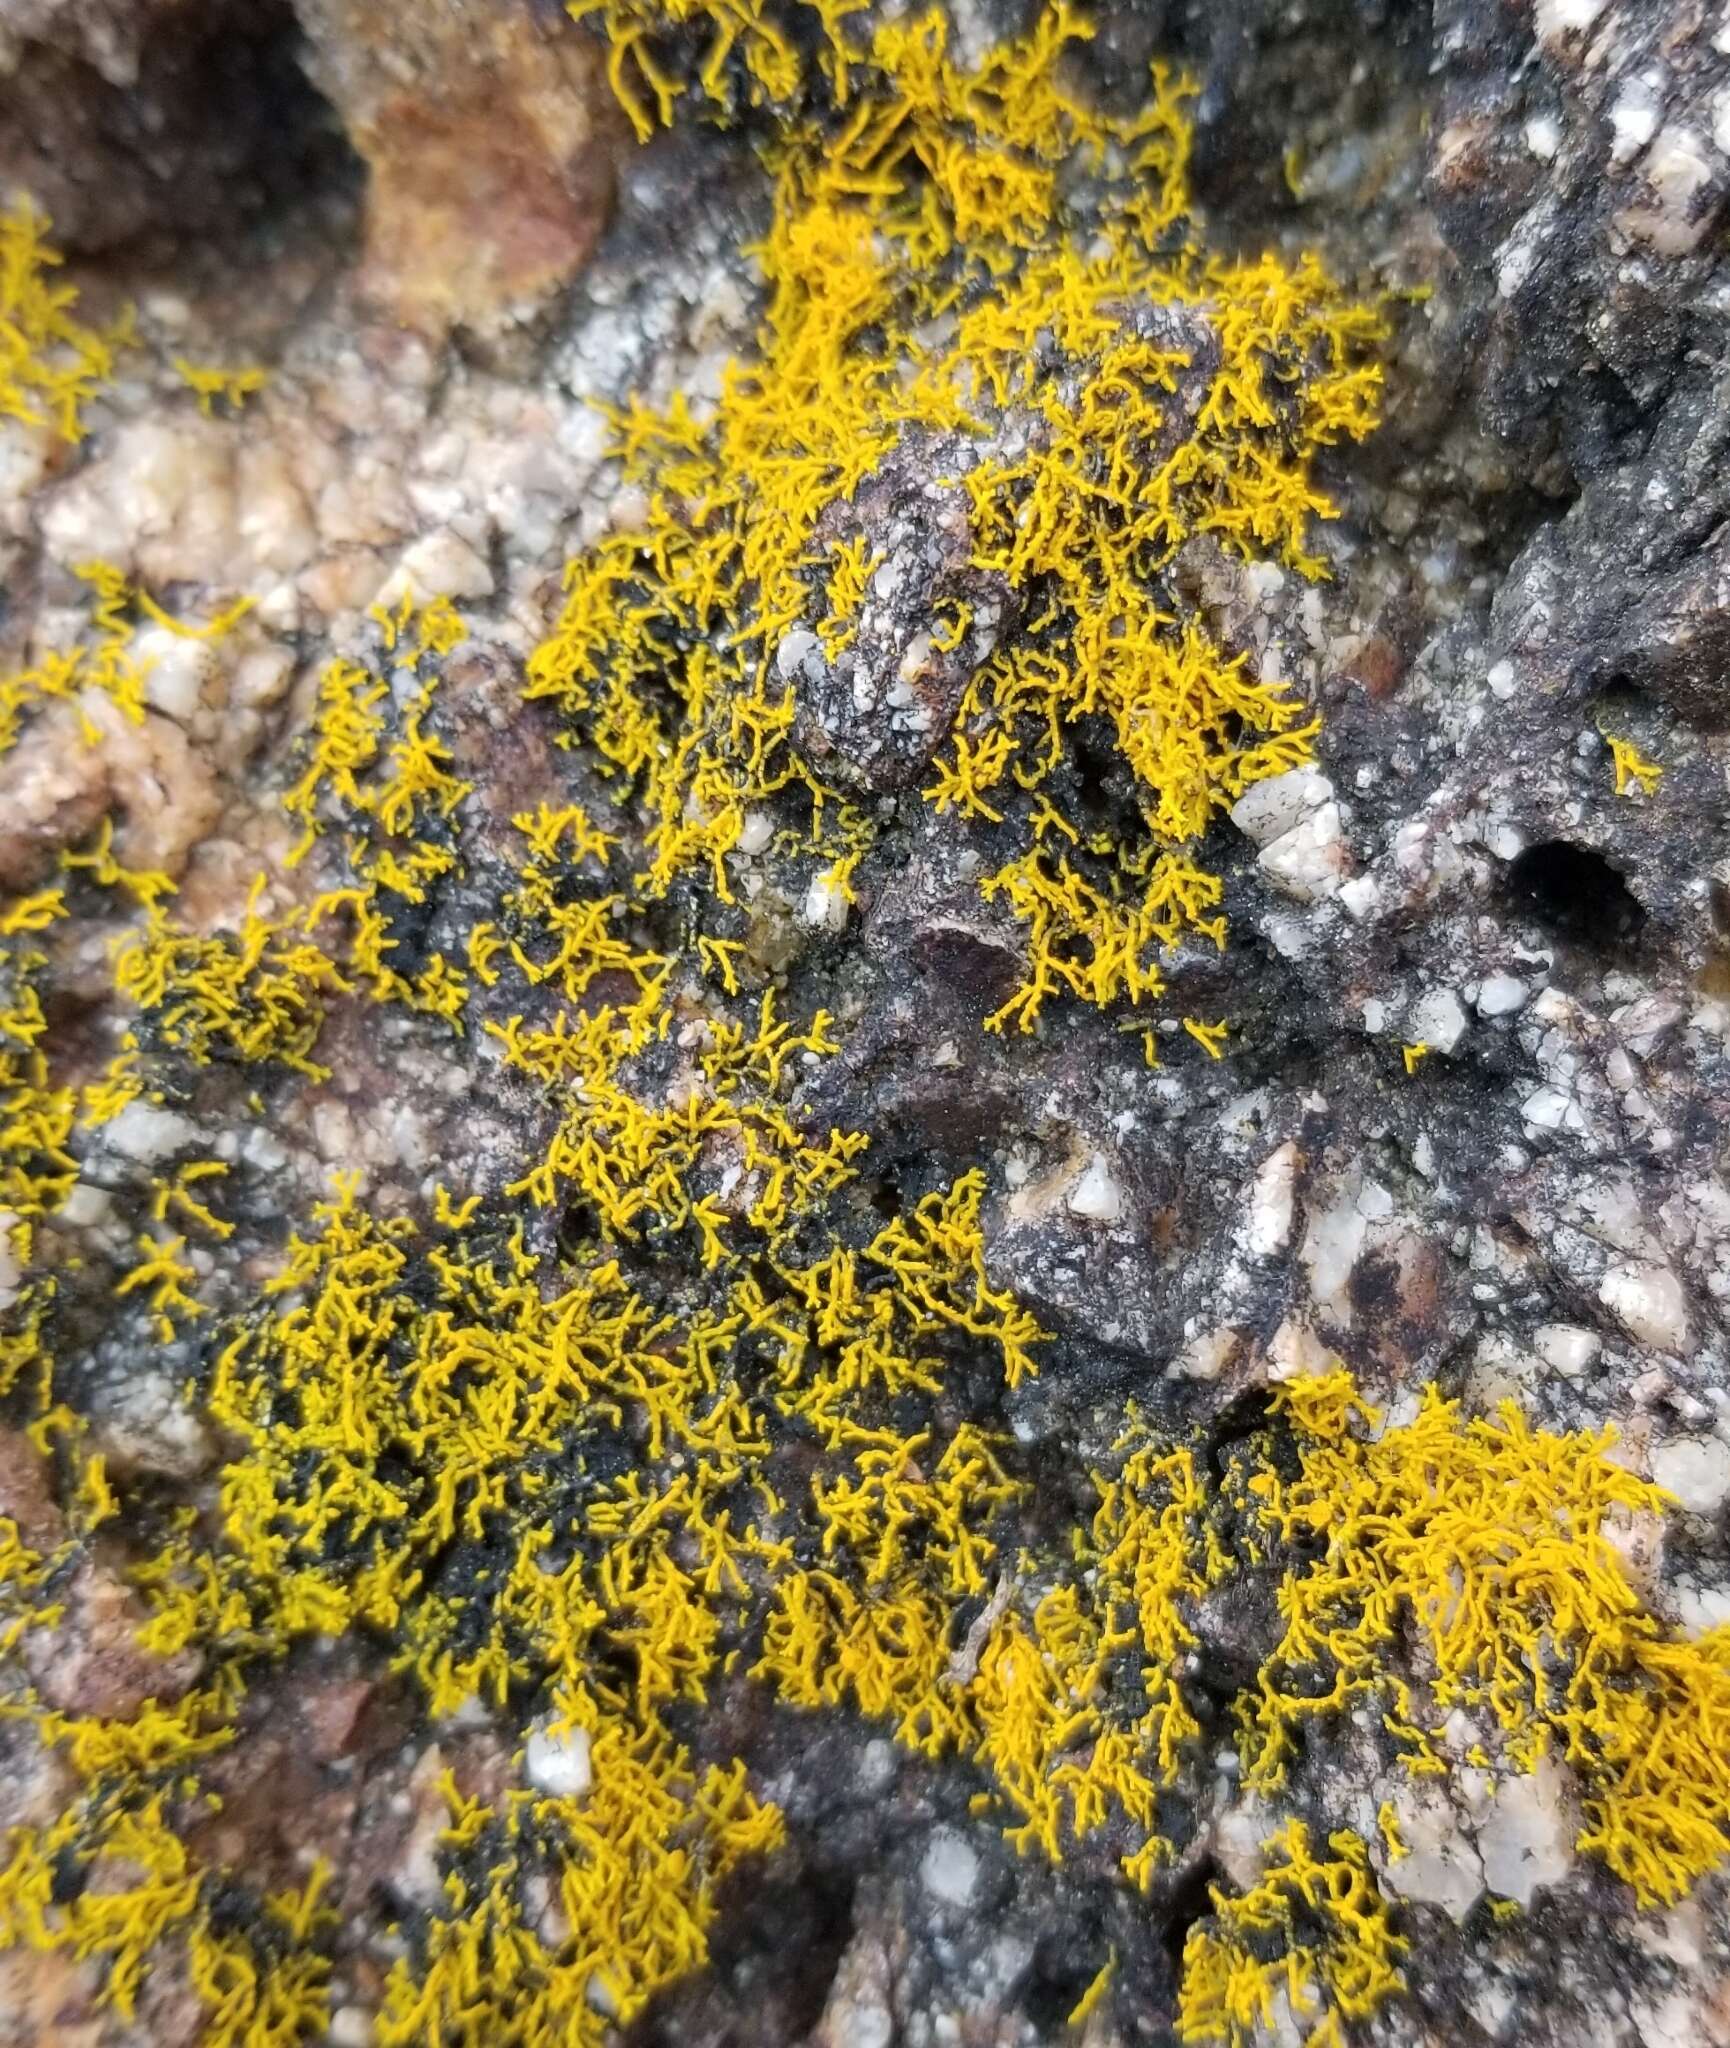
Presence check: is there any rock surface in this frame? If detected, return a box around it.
[4,2,1730,2046]
[295,0,623,332]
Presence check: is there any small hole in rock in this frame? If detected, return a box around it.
[1026,1920,1109,2030]
[1204,1386,1278,1483]
[1594,672,1645,719]
[1505,840,1645,954]
[558,1201,601,1256]
[1161,1855,1224,1975]
[634,1865,856,2046]
[1068,718,1130,833]
[18,0,361,264]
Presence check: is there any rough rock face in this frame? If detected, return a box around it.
[294,0,624,331]
[4,2,1730,2046]
[789,428,1018,795]
[0,0,352,252]
[0,0,620,330]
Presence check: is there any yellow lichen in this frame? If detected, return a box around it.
[377,1745,780,2046]
[1175,1821,1407,2048]
[114,882,352,1081]
[0,12,1720,2048]
[172,357,268,416]
[0,202,131,444]
[1068,1946,1116,2026]
[1,562,252,762]
[539,1,1386,1040]
[1241,1377,1730,1908]
[1605,731,1663,798]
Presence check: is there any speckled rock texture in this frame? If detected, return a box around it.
[4,1,1730,2045]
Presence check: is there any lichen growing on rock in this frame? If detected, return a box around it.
[1175,1819,1408,2048]
[0,201,132,446]
[531,0,1387,1037]
[3,4,1730,2047]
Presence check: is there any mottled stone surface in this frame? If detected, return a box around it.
[6,1,1730,2044]
[295,0,623,332]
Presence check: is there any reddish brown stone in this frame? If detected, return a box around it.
[1345,630,1406,702]
[0,1427,64,1552]
[295,0,623,333]
[22,1562,203,1721]
[301,1676,374,1759]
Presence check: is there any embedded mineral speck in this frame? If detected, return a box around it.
[1651,1435,1730,1516]
[525,1721,595,1801]
[919,1828,980,1909]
